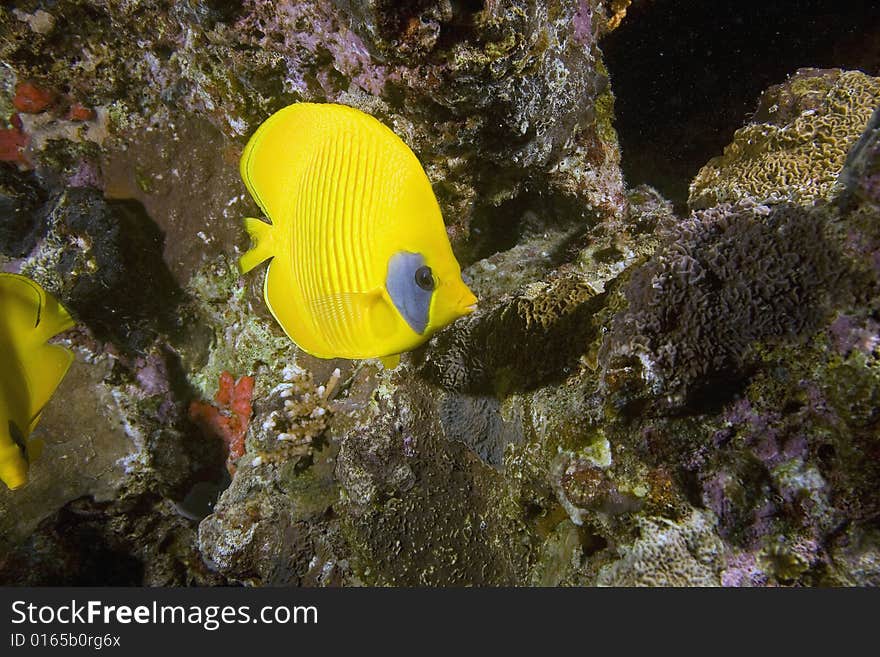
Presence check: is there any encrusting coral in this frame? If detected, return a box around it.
[189,371,255,475]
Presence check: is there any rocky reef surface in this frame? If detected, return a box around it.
[1,2,879,586]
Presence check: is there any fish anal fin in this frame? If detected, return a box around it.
[23,343,74,425]
[380,354,401,369]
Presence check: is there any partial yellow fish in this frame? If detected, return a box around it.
[0,273,74,490]
[239,103,477,368]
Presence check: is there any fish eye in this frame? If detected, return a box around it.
[414,265,434,291]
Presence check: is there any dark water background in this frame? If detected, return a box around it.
[603,0,880,207]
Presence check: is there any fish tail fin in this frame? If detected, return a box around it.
[34,287,75,344]
[239,217,276,273]
[0,273,72,341]
[23,343,74,426]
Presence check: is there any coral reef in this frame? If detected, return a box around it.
[689,68,880,209]
[0,0,625,257]
[1,0,879,589]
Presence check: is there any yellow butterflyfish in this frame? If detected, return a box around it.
[238,103,477,368]
[0,273,74,491]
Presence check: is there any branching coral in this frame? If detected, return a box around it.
[254,365,339,465]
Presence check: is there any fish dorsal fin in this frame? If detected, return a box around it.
[22,343,74,429]
[380,354,401,369]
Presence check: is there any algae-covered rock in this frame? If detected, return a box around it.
[2,0,624,256]
[21,186,184,354]
[0,164,46,257]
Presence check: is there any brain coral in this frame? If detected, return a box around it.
[438,393,524,467]
[689,68,880,209]
[601,201,843,408]
[596,509,724,586]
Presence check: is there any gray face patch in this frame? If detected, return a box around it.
[386,251,433,334]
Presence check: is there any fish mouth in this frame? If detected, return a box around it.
[457,285,478,316]
[458,300,477,316]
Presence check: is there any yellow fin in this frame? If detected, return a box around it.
[26,412,41,436]
[239,217,276,273]
[380,354,401,369]
[0,273,74,342]
[36,292,74,345]
[22,343,74,427]
[0,274,74,435]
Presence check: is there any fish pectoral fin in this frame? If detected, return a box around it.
[380,354,401,369]
[23,343,74,425]
[310,288,392,331]
[309,289,399,355]
[239,217,275,273]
